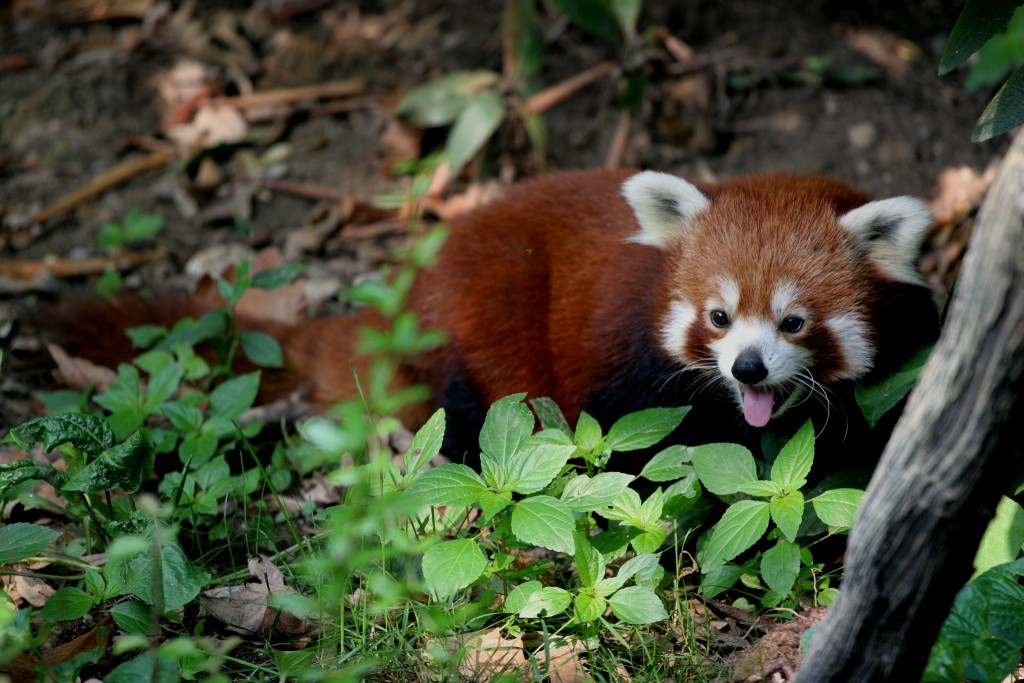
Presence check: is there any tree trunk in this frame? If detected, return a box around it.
[794,132,1024,682]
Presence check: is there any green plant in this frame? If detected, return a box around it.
[97,207,165,252]
[942,0,1024,140]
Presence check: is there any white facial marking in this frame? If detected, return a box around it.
[622,172,711,249]
[771,281,801,319]
[717,277,740,314]
[826,313,875,379]
[709,318,814,387]
[660,300,697,358]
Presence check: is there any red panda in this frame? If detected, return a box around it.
[49,169,938,463]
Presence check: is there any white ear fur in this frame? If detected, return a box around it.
[838,196,932,285]
[622,171,710,249]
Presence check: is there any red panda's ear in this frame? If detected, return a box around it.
[622,171,710,249]
[838,196,932,285]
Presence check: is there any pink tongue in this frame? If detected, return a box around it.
[742,386,775,427]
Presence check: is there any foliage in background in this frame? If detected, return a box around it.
[942,0,1024,141]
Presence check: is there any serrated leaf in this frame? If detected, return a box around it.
[940,0,1021,74]
[597,487,643,523]
[639,445,693,482]
[605,406,689,451]
[529,397,572,435]
[701,500,770,573]
[404,409,446,474]
[771,420,814,491]
[761,539,801,597]
[208,372,260,420]
[973,64,1024,141]
[811,488,864,530]
[422,539,487,599]
[251,261,307,290]
[737,480,783,497]
[518,587,572,618]
[506,436,576,494]
[41,587,94,622]
[691,443,758,495]
[505,581,543,614]
[574,532,605,588]
[394,70,500,127]
[110,600,155,635]
[103,532,210,611]
[142,362,182,413]
[975,496,1024,578]
[239,331,284,369]
[511,496,575,554]
[479,490,513,520]
[630,527,667,555]
[608,586,668,624]
[770,491,805,542]
[574,590,605,623]
[479,394,532,490]
[403,464,487,507]
[446,91,506,178]
[0,523,61,564]
[618,553,664,589]
[62,429,155,494]
[561,472,635,512]
[4,413,114,456]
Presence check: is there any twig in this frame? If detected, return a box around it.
[260,178,353,204]
[524,62,615,115]
[210,79,367,110]
[0,248,169,280]
[604,109,632,168]
[30,149,178,225]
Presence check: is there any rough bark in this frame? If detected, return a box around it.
[794,132,1024,682]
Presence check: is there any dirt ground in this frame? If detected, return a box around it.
[0,0,1009,425]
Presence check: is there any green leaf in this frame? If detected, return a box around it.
[511,496,575,554]
[62,429,155,494]
[771,420,814,492]
[548,0,623,41]
[208,372,261,420]
[422,539,488,599]
[126,324,167,349]
[0,460,68,494]
[529,397,572,435]
[940,0,1022,74]
[574,532,605,588]
[479,490,513,520]
[506,434,577,494]
[701,500,771,573]
[973,64,1024,141]
[402,464,487,507]
[574,411,604,453]
[690,443,759,495]
[239,331,284,368]
[811,488,864,531]
[41,587,94,622]
[605,406,689,452]
[107,651,178,683]
[925,558,1024,683]
[856,344,932,427]
[597,487,643,523]
[479,393,532,490]
[404,408,446,474]
[251,261,307,290]
[974,496,1024,578]
[104,530,210,611]
[0,523,61,564]
[561,472,635,512]
[394,70,501,127]
[142,362,183,414]
[505,0,545,83]
[770,491,805,542]
[505,581,543,614]
[631,527,667,555]
[574,590,605,623]
[446,91,506,178]
[639,445,694,482]
[618,553,665,590]
[4,413,114,456]
[608,586,669,625]
[517,587,572,618]
[610,0,640,36]
[761,539,801,597]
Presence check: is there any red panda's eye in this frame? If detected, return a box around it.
[780,316,805,333]
[710,309,730,328]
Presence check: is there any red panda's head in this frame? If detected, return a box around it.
[622,171,933,428]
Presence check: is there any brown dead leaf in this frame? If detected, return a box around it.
[151,59,215,128]
[165,103,249,152]
[380,119,423,177]
[1,615,114,682]
[283,201,352,260]
[842,28,920,79]
[201,555,315,640]
[929,165,994,227]
[47,343,118,392]
[524,635,594,683]
[189,245,307,324]
[2,573,55,607]
[434,628,526,680]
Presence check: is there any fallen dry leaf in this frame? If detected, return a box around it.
[47,342,118,392]
[201,555,315,640]
[524,635,595,683]
[2,573,55,607]
[165,103,249,152]
[842,28,920,79]
[435,628,526,680]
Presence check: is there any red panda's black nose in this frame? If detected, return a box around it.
[732,349,768,384]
